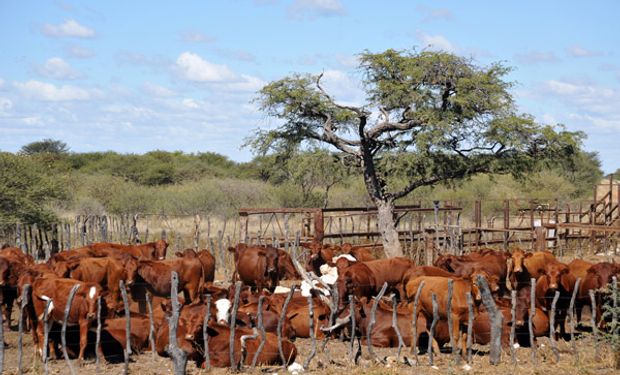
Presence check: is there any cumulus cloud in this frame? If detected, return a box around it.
[288,0,346,20]
[175,52,237,82]
[142,82,176,97]
[566,45,601,58]
[514,51,559,64]
[416,5,454,22]
[319,69,364,106]
[65,45,95,59]
[0,97,13,112]
[36,57,81,80]
[14,80,91,101]
[417,32,458,53]
[42,19,96,38]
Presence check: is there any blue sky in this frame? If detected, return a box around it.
[1,0,619,172]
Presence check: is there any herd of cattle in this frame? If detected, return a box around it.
[0,239,618,369]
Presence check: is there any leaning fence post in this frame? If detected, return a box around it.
[466,292,474,364]
[120,280,131,374]
[303,295,317,369]
[42,298,52,375]
[569,278,581,363]
[529,278,537,364]
[367,282,388,362]
[348,295,357,363]
[476,275,502,365]
[251,296,267,368]
[168,272,188,375]
[62,284,80,375]
[278,286,296,366]
[146,292,156,361]
[428,293,439,366]
[549,291,560,363]
[229,281,242,370]
[446,279,458,363]
[203,294,212,371]
[510,290,517,364]
[96,296,102,372]
[391,294,405,363]
[411,281,425,364]
[589,289,600,361]
[17,284,30,375]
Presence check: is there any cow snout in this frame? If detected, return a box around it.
[185,334,194,341]
[87,312,96,319]
[267,267,276,273]
[514,266,522,273]
[516,320,524,327]
[550,283,558,289]
[158,257,165,260]
[0,281,5,286]
[126,279,134,286]
[310,254,318,260]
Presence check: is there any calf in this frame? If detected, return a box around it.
[134,257,204,305]
[575,262,620,325]
[535,261,575,337]
[231,245,280,292]
[509,249,556,289]
[90,239,168,260]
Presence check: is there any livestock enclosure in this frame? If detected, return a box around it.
[0,178,619,374]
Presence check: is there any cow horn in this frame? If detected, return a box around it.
[320,314,351,332]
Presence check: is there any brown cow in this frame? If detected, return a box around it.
[303,241,334,276]
[176,249,216,283]
[535,261,575,336]
[405,276,482,355]
[102,314,152,355]
[278,249,300,280]
[266,295,330,339]
[342,243,376,262]
[90,239,168,260]
[134,257,204,306]
[567,259,594,281]
[437,251,509,293]
[575,262,620,325]
[231,245,280,292]
[0,254,30,326]
[509,249,556,289]
[70,257,138,312]
[0,247,34,265]
[31,278,106,362]
[512,283,550,343]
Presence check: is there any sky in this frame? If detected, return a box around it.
[0,0,619,172]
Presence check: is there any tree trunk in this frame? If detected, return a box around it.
[376,199,403,257]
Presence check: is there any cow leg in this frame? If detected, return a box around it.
[35,320,45,358]
[78,319,90,365]
[450,314,461,355]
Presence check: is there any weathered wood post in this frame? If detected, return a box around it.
[446,279,458,363]
[510,290,517,364]
[367,282,388,362]
[42,298,52,375]
[466,292,474,364]
[278,286,296,366]
[348,295,357,363]
[168,272,187,375]
[476,275,502,365]
[590,290,600,361]
[203,294,212,370]
[62,284,80,375]
[17,284,30,375]
[229,281,242,370]
[146,292,156,360]
[549,291,560,362]
[96,296,102,372]
[251,296,267,368]
[120,280,131,374]
[411,281,425,363]
[529,278,537,364]
[303,295,317,369]
[569,278,581,362]
[391,294,406,363]
[428,293,439,366]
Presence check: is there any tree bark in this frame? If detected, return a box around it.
[375,199,403,257]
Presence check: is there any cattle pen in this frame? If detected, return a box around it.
[0,178,619,373]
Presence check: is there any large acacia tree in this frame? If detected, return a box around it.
[249,49,580,257]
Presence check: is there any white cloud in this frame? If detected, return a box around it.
[288,0,346,20]
[0,97,13,112]
[42,19,96,38]
[416,5,453,22]
[175,52,236,82]
[14,80,91,101]
[182,98,200,109]
[319,69,364,106]
[181,31,215,43]
[142,82,176,97]
[65,45,95,59]
[566,45,601,58]
[417,32,458,53]
[514,51,559,64]
[222,74,266,92]
[37,57,81,80]
[0,78,5,90]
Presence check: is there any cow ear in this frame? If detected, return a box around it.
[537,268,545,277]
[524,253,533,258]
[561,275,571,291]
[206,326,220,337]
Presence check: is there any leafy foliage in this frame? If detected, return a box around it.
[20,138,69,155]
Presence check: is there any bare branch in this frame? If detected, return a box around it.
[365,119,424,139]
[315,73,366,116]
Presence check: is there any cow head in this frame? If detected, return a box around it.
[214,298,232,325]
[179,304,208,341]
[278,250,300,280]
[434,255,456,272]
[336,273,354,312]
[155,239,168,260]
[540,262,569,291]
[123,256,139,286]
[0,258,10,286]
[472,270,500,294]
[510,249,529,274]
[514,286,533,327]
[263,248,280,290]
[84,284,105,320]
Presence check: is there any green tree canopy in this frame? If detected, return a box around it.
[248,48,582,256]
[20,138,69,155]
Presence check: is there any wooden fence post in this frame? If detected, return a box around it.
[510,290,517,364]
[229,281,242,370]
[203,294,212,370]
[278,286,296,366]
[168,271,187,375]
[549,291,560,362]
[391,294,405,363]
[466,292,474,364]
[348,295,357,363]
[251,296,266,368]
[96,296,102,372]
[428,293,439,366]
[411,281,425,364]
[447,279,458,363]
[303,295,317,370]
[367,282,388,362]
[120,280,131,374]
[42,299,52,375]
[590,290,600,361]
[146,292,156,361]
[61,284,80,375]
[17,284,30,375]
[476,275,502,365]
[529,278,537,364]
[569,278,581,363]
